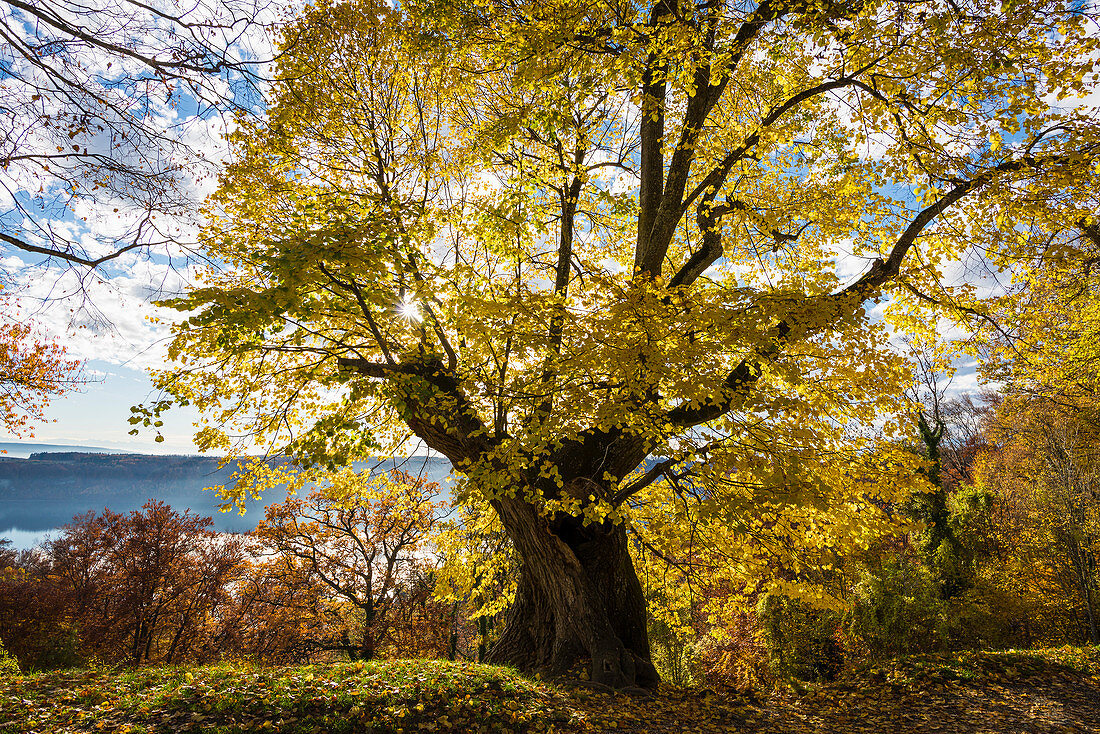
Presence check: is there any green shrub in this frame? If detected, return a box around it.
[648,615,699,687]
[32,627,82,671]
[942,582,1021,650]
[0,638,19,675]
[757,593,844,682]
[847,559,945,658]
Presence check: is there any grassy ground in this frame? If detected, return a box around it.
[1,648,1098,733]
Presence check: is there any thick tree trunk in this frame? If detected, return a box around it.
[390,363,659,688]
[357,604,377,661]
[486,494,659,689]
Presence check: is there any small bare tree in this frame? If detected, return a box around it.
[254,468,444,661]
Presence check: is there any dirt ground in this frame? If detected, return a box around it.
[568,650,1100,733]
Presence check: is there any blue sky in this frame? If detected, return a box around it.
[1,360,203,454]
[0,0,277,455]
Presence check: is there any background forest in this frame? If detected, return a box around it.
[1,0,1100,708]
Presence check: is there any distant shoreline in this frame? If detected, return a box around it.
[0,442,131,458]
[0,440,447,461]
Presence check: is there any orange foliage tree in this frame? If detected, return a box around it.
[44,501,247,665]
[211,553,333,663]
[0,288,81,437]
[0,539,77,669]
[973,396,1100,645]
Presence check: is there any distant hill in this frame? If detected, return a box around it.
[0,452,453,538]
[0,442,128,459]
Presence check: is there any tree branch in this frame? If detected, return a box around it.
[666,150,1091,428]
[637,0,787,276]
[609,457,677,505]
[0,231,144,267]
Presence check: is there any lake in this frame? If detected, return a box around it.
[0,447,454,549]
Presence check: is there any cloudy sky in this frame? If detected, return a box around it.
[0,0,275,453]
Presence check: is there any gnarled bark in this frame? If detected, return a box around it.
[367,362,660,688]
[486,494,659,689]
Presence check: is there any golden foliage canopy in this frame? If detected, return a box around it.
[155,0,1099,599]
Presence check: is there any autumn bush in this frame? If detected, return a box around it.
[845,559,944,659]
[647,613,699,687]
[369,568,471,661]
[0,639,18,675]
[693,610,773,691]
[0,555,80,671]
[844,555,1015,660]
[939,583,1019,651]
[757,593,844,683]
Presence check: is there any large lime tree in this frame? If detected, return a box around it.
[158,0,1100,687]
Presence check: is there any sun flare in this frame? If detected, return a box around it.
[397,298,422,322]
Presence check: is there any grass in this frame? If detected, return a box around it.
[0,659,588,734]
[2,647,1099,734]
[847,644,1100,687]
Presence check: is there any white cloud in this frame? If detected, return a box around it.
[6,257,190,370]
